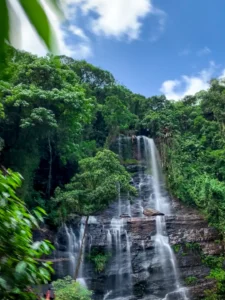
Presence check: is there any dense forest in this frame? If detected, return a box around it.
[1,46,225,299]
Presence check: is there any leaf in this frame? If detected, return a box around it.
[0,0,9,58]
[19,0,54,51]
[0,277,8,289]
[15,261,27,274]
[47,0,63,16]
[32,241,42,250]
[33,210,44,222]
[36,206,47,215]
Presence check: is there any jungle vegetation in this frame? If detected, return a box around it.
[2,45,225,298]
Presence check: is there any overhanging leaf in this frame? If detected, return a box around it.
[19,0,54,51]
[47,0,63,16]
[0,0,9,58]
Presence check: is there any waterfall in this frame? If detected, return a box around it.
[104,218,133,299]
[62,220,87,287]
[141,136,189,300]
[136,136,144,216]
[127,194,132,217]
[103,142,133,299]
[54,135,189,299]
[64,224,78,276]
[117,183,122,217]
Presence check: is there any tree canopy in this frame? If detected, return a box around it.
[52,149,136,222]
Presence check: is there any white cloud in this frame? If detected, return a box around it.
[69,25,89,41]
[74,0,152,40]
[149,8,167,42]
[8,0,92,59]
[197,46,211,56]
[160,61,216,101]
[8,0,165,58]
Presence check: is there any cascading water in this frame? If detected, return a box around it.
[53,135,190,300]
[141,136,189,300]
[103,181,133,299]
[135,136,144,217]
[55,220,87,286]
[64,224,78,276]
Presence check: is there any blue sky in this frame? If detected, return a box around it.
[11,0,225,100]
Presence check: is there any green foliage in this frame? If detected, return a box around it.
[0,0,9,59]
[0,170,54,299]
[202,256,224,269]
[143,80,225,234]
[52,276,92,300]
[88,248,111,273]
[185,276,198,286]
[2,47,225,299]
[0,54,95,205]
[201,255,225,298]
[207,269,225,294]
[185,242,202,253]
[204,288,220,300]
[121,159,139,165]
[0,48,141,215]
[53,149,136,222]
[172,243,202,256]
[102,95,137,131]
[172,244,181,253]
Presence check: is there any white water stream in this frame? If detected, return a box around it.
[141,136,189,300]
[63,219,87,287]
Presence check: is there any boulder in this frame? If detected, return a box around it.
[143,208,164,217]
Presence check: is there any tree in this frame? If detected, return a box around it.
[69,60,115,89]
[0,170,54,299]
[102,95,137,147]
[53,149,136,219]
[0,56,95,203]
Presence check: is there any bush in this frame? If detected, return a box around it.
[88,248,111,273]
[172,244,181,253]
[52,276,92,300]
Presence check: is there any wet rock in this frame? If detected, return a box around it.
[188,279,216,299]
[143,208,164,217]
[52,172,223,300]
[125,164,140,173]
[120,213,131,218]
[132,271,149,284]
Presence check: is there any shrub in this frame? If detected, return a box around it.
[88,248,111,273]
[52,276,92,300]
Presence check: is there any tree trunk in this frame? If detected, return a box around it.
[47,136,52,198]
[74,216,89,280]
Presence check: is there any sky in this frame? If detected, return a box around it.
[9,0,225,100]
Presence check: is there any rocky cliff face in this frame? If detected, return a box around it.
[51,167,223,300]
[166,212,223,299]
